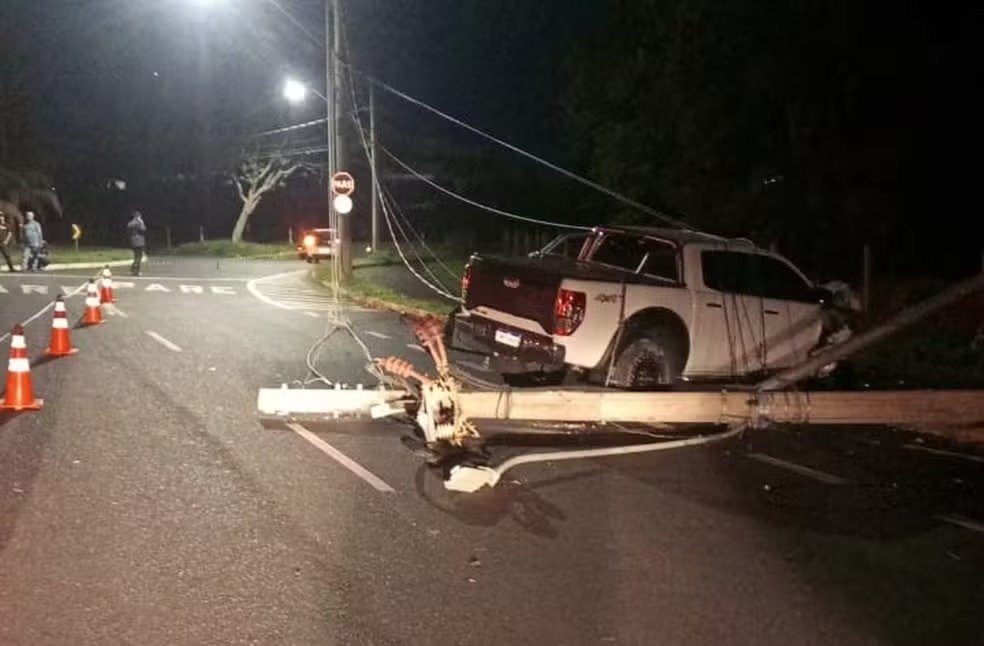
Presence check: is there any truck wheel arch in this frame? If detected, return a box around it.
[594,307,690,374]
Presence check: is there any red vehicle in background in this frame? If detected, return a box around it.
[297,228,337,263]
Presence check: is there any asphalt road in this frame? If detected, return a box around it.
[0,258,982,645]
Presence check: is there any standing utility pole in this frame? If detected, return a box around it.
[370,82,379,253]
[325,0,352,278]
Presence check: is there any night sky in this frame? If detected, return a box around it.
[3,0,599,172]
[1,1,980,276]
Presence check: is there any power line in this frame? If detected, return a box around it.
[338,43,460,303]
[381,185,457,294]
[380,145,591,231]
[251,117,328,138]
[380,180,462,285]
[339,61,693,231]
[263,0,324,49]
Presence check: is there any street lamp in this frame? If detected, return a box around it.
[282,78,308,104]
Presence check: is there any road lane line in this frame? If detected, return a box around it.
[304,311,320,318]
[286,422,395,493]
[936,514,984,535]
[407,343,426,353]
[365,331,391,340]
[746,452,848,485]
[145,331,182,353]
[105,304,128,318]
[902,444,984,465]
[0,281,87,345]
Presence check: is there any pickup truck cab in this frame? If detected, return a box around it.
[451,226,853,387]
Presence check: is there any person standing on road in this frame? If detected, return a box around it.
[21,211,43,272]
[0,213,17,272]
[127,210,146,276]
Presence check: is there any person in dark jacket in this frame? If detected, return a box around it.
[127,210,147,276]
[0,213,16,272]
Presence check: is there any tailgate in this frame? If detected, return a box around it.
[464,257,562,334]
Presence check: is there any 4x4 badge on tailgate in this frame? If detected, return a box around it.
[503,278,520,288]
[595,293,620,303]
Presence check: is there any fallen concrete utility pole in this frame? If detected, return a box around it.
[757,271,984,392]
[455,389,984,432]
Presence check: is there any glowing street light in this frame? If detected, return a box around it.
[282,78,308,104]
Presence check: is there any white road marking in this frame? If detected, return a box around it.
[145,331,182,352]
[902,444,984,465]
[104,304,128,318]
[0,281,87,345]
[365,331,391,340]
[246,270,308,310]
[407,343,426,353]
[936,514,984,535]
[746,452,848,485]
[0,280,241,295]
[53,274,252,282]
[286,422,395,493]
[304,311,320,318]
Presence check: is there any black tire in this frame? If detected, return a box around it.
[609,327,685,389]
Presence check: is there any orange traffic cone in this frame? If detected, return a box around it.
[45,295,79,357]
[99,265,115,304]
[1,324,43,411]
[81,280,104,326]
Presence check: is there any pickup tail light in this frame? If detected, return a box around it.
[554,288,586,336]
[461,263,473,300]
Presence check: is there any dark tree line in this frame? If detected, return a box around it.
[564,0,976,278]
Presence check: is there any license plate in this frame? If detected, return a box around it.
[494,329,522,348]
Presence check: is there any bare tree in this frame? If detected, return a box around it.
[230,154,313,243]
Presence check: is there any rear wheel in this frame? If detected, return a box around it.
[609,327,685,389]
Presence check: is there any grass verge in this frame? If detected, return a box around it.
[48,246,132,264]
[164,241,296,259]
[352,243,472,269]
[311,266,454,317]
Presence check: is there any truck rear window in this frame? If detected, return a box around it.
[590,233,680,281]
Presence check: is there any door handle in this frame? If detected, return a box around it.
[765,308,780,316]
[706,302,723,309]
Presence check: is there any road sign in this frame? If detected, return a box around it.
[333,194,353,214]
[71,224,82,241]
[331,171,355,196]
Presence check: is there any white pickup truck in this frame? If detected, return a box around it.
[450,226,855,387]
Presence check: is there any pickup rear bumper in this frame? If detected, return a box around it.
[450,312,566,374]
